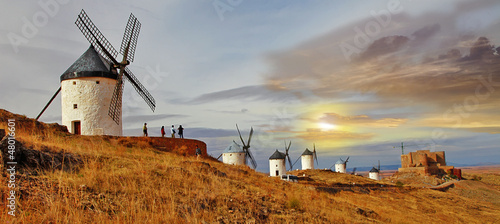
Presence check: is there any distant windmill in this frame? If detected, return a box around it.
[36,9,155,136]
[369,160,381,180]
[332,157,349,173]
[220,124,257,169]
[269,140,293,177]
[293,144,318,170]
[350,167,357,175]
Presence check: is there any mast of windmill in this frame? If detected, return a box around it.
[236,124,257,169]
[36,10,155,134]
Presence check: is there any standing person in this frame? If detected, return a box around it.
[160,126,165,137]
[170,125,176,138]
[143,123,148,137]
[195,145,201,160]
[178,125,184,139]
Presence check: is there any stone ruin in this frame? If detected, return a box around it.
[398,150,460,178]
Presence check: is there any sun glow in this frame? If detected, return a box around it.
[318,122,336,131]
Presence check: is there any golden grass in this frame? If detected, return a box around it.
[1,109,499,223]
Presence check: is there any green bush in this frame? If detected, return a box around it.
[287,198,301,210]
[395,181,404,188]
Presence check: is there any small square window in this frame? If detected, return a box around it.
[96,81,100,84]
[73,81,76,85]
[73,104,78,109]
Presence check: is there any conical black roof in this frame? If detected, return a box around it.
[60,45,117,82]
[369,167,379,173]
[269,149,286,160]
[301,148,313,156]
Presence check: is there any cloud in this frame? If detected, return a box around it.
[265,1,500,133]
[317,113,408,128]
[124,114,187,122]
[176,85,301,105]
[293,128,375,141]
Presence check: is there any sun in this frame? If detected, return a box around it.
[318,122,336,131]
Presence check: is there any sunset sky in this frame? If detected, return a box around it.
[1,0,499,172]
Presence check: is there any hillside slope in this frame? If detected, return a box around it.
[1,109,499,223]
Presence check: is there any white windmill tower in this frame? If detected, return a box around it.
[36,10,155,136]
[219,124,257,169]
[333,157,349,173]
[269,150,286,177]
[299,144,318,170]
[269,141,294,177]
[221,141,246,166]
[369,161,381,180]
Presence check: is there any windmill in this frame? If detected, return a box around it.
[220,124,257,169]
[369,160,381,180]
[292,144,319,170]
[269,140,293,177]
[36,9,155,136]
[350,167,357,175]
[332,157,349,173]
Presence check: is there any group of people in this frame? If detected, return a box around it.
[142,123,201,159]
[142,123,185,138]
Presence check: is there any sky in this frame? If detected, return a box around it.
[1,0,499,173]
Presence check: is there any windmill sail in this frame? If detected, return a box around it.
[236,124,257,169]
[75,9,155,125]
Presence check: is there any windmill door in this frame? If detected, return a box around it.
[73,121,81,135]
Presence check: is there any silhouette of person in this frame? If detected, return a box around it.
[170,125,176,138]
[178,125,184,138]
[161,126,165,137]
[143,123,148,137]
[195,145,201,160]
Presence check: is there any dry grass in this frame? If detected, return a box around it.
[1,109,500,223]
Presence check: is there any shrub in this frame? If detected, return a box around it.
[287,198,301,210]
[472,175,482,181]
[395,181,404,188]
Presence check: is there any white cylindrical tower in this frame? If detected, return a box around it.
[369,167,380,180]
[301,148,314,170]
[60,46,122,136]
[269,150,286,177]
[335,160,346,173]
[222,141,246,166]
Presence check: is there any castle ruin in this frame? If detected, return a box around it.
[398,150,456,176]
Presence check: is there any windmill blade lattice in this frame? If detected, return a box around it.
[75,10,119,64]
[123,67,156,112]
[108,75,124,124]
[120,13,141,63]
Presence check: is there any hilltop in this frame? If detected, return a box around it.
[1,109,499,223]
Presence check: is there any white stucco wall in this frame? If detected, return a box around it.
[222,152,246,166]
[369,172,379,180]
[269,159,286,177]
[61,77,122,136]
[301,155,314,170]
[335,163,346,173]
